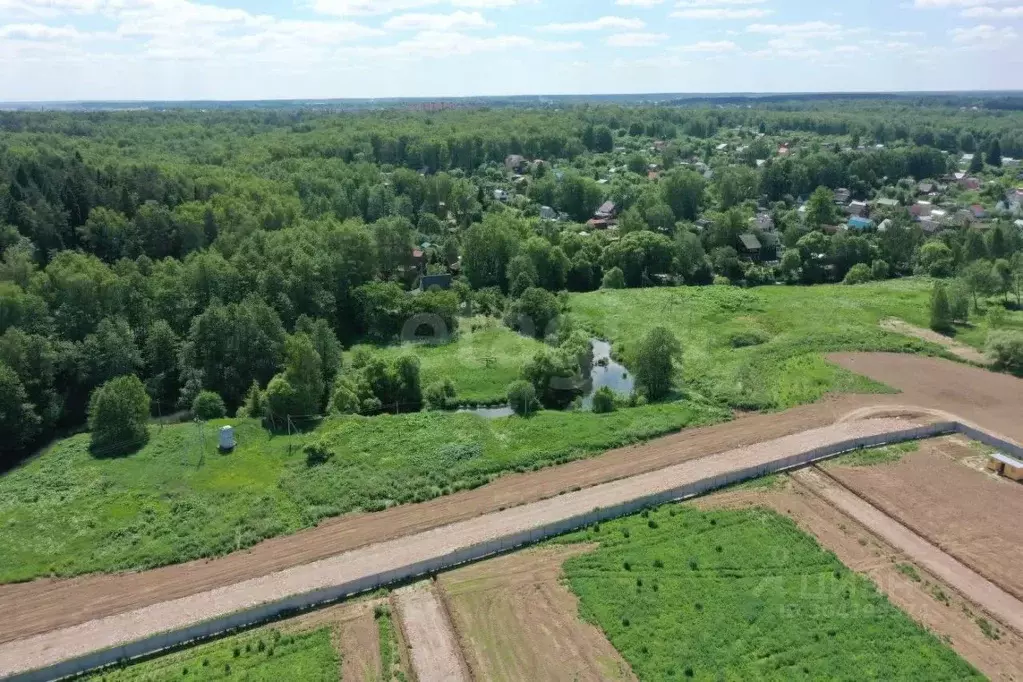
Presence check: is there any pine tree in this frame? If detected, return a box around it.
[930,282,953,334]
[988,139,1002,168]
[969,151,984,174]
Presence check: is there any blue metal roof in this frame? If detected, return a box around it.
[847,217,873,229]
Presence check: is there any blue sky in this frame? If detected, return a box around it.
[0,0,1021,101]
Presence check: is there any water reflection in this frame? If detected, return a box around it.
[581,339,634,409]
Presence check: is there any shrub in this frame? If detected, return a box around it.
[602,266,626,290]
[304,442,333,467]
[88,375,150,456]
[507,380,539,416]
[986,330,1023,375]
[424,378,457,410]
[591,386,617,413]
[726,329,769,348]
[929,282,953,334]
[843,263,872,285]
[191,391,226,421]
[871,259,889,280]
[712,275,731,286]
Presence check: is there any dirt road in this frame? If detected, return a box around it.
[792,468,1023,637]
[2,353,1022,678]
[392,583,469,682]
[0,418,919,677]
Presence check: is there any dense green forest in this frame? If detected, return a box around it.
[2,100,1023,466]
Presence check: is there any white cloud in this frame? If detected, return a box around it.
[615,0,664,5]
[311,0,530,16]
[0,21,82,39]
[338,30,580,59]
[949,23,1017,46]
[383,10,492,31]
[539,16,645,32]
[914,0,1013,6]
[746,21,843,38]
[675,0,766,5]
[670,8,772,18]
[961,5,1023,16]
[605,31,668,46]
[671,39,739,52]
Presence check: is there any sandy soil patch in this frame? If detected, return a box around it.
[439,545,635,682]
[392,582,468,682]
[696,478,1023,681]
[880,318,990,365]
[826,438,1023,600]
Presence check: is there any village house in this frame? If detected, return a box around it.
[917,181,935,195]
[754,212,775,231]
[493,189,509,202]
[960,176,981,191]
[874,198,899,210]
[834,188,851,204]
[595,201,617,220]
[911,200,933,218]
[847,216,873,231]
[738,233,762,261]
[846,200,868,217]
[504,154,526,173]
[539,205,558,221]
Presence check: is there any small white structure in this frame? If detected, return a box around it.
[219,425,236,452]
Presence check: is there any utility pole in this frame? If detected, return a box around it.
[195,418,206,469]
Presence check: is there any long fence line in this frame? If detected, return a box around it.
[8,421,1022,682]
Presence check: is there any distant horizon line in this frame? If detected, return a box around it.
[3,89,1022,107]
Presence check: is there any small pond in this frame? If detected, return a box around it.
[459,339,634,418]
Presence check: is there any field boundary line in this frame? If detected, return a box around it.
[811,462,1023,603]
[431,580,477,682]
[792,467,1023,639]
[5,419,1004,682]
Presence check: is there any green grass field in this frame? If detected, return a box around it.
[82,627,338,681]
[353,317,544,404]
[569,279,951,410]
[0,401,726,582]
[3,279,999,583]
[559,506,981,681]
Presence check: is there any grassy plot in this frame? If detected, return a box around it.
[82,627,338,681]
[569,279,945,410]
[353,318,545,404]
[0,401,726,582]
[823,442,920,468]
[558,506,981,681]
[376,605,409,682]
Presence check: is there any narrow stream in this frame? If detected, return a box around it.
[461,339,634,418]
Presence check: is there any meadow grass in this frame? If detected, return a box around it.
[0,401,726,582]
[569,279,947,410]
[82,627,338,681]
[376,605,408,682]
[823,441,920,468]
[559,506,981,681]
[352,317,544,404]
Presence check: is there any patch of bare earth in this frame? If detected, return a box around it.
[696,478,1023,681]
[269,599,383,682]
[438,545,636,682]
[392,582,469,682]
[880,318,990,365]
[826,437,1023,601]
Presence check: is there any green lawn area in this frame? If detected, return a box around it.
[352,317,545,404]
[559,506,981,681]
[0,401,726,582]
[569,279,949,410]
[82,627,338,681]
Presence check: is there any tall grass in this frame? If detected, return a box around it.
[82,627,338,681]
[559,506,982,681]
